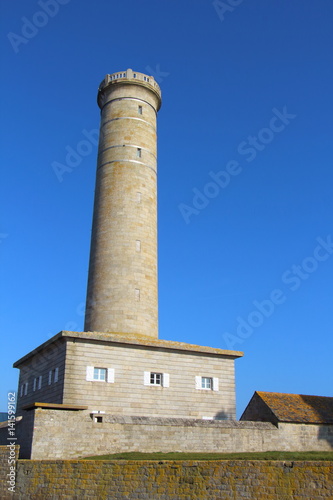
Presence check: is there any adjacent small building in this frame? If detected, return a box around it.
[240,391,333,425]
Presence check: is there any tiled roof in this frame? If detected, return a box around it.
[257,391,333,424]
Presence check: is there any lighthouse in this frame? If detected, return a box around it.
[84,69,161,338]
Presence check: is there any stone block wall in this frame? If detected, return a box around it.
[15,409,333,460]
[0,445,19,499]
[11,459,333,499]
[15,338,66,414]
[14,332,241,420]
[63,337,237,419]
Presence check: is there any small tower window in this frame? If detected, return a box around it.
[137,148,142,158]
[138,105,143,115]
[136,240,141,252]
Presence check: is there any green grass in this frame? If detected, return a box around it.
[82,451,333,461]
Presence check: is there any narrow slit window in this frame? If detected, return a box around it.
[137,148,142,158]
[135,289,140,301]
[138,105,143,115]
[136,240,141,252]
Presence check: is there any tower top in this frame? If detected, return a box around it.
[97,68,162,110]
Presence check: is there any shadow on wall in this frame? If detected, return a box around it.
[214,411,229,420]
[318,425,333,449]
[300,395,333,450]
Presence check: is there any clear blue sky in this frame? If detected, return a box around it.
[1,0,332,418]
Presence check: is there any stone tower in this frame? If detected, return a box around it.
[84,69,162,338]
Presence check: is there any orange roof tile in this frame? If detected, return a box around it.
[257,391,333,424]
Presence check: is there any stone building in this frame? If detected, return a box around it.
[14,331,241,419]
[241,391,333,425]
[8,70,244,457]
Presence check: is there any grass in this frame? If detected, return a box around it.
[82,451,333,461]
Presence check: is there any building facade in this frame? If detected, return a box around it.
[15,331,242,419]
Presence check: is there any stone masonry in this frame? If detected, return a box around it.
[14,330,242,419]
[7,409,332,460]
[0,445,331,500]
[84,69,161,337]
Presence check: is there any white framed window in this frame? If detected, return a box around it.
[33,376,42,391]
[48,367,59,385]
[195,376,219,391]
[201,377,212,389]
[86,366,114,383]
[151,372,162,385]
[20,383,28,397]
[144,371,169,387]
[94,367,106,381]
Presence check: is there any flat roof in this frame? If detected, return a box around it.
[21,402,88,411]
[14,330,243,367]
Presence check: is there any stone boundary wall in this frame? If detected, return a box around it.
[23,409,333,459]
[0,446,19,499]
[7,459,333,499]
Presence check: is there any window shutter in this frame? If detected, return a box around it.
[54,367,59,383]
[20,385,23,397]
[213,377,219,391]
[33,378,37,392]
[24,383,28,396]
[144,371,150,386]
[86,366,94,381]
[48,371,52,385]
[195,376,201,390]
[163,373,170,388]
[38,376,42,390]
[107,368,115,383]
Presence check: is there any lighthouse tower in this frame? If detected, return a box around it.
[84,69,162,338]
